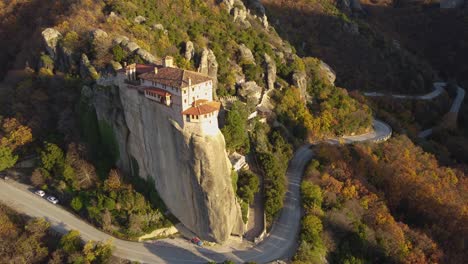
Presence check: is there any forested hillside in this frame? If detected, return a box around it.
[295,136,467,263]
[0,203,114,263]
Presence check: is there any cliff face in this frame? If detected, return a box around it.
[89,84,244,243]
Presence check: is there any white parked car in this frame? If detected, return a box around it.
[47,196,59,204]
[35,190,45,197]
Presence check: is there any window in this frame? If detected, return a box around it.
[184,90,187,94]
[192,88,194,92]
[184,99,187,103]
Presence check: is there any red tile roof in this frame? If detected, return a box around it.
[144,87,171,97]
[182,101,221,116]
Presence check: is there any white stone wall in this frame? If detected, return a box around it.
[182,81,213,110]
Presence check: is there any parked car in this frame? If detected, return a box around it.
[190,237,203,246]
[46,196,59,204]
[35,190,45,197]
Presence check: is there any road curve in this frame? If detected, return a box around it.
[0,123,392,263]
[364,82,445,100]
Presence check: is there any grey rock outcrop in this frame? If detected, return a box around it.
[136,48,157,64]
[238,81,263,104]
[125,41,140,52]
[264,53,276,90]
[110,61,123,71]
[292,70,307,100]
[113,35,129,45]
[41,28,62,60]
[79,54,99,80]
[221,0,236,12]
[88,84,244,243]
[198,48,219,90]
[233,7,248,23]
[238,44,256,64]
[90,29,108,42]
[261,15,269,29]
[185,41,195,61]
[319,61,336,85]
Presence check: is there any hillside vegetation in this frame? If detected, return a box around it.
[0,203,114,263]
[295,136,467,263]
[261,0,436,93]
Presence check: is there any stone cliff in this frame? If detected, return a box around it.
[87,84,244,243]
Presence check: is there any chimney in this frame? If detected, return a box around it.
[188,77,192,87]
[154,67,158,74]
[163,56,173,68]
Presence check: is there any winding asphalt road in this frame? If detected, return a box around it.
[0,124,391,263]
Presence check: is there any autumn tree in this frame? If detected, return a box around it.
[0,118,32,172]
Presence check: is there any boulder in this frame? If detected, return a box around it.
[136,48,157,64]
[125,41,140,52]
[264,53,276,90]
[41,28,62,60]
[79,54,99,80]
[233,8,251,28]
[238,81,263,104]
[90,29,108,42]
[90,84,245,243]
[319,60,336,85]
[198,48,219,90]
[134,15,146,24]
[152,23,165,31]
[113,35,129,45]
[185,41,195,61]
[238,44,256,64]
[110,60,123,71]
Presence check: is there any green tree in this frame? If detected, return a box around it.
[0,146,17,172]
[111,45,127,62]
[70,197,83,212]
[60,230,82,254]
[40,142,64,171]
[237,170,259,204]
[221,102,250,152]
[301,181,322,212]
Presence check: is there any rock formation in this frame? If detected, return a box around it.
[185,41,195,61]
[90,29,108,43]
[198,48,219,90]
[41,28,62,60]
[238,44,256,64]
[136,48,157,64]
[238,81,263,104]
[79,54,99,80]
[87,83,244,243]
[319,60,336,85]
[264,53,276,90]
[125,41,140,52]
[292,70,308,100]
